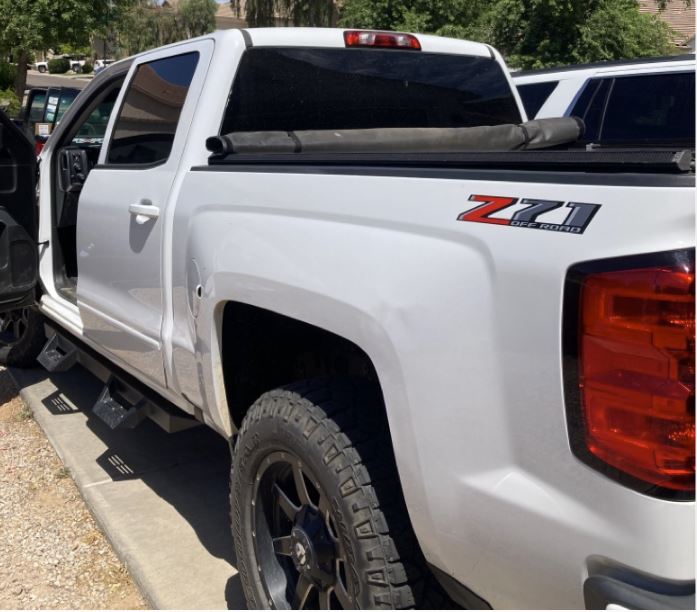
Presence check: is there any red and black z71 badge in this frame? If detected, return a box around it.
[457,195,601,234]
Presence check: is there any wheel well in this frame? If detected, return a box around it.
[221,301,380,431]
[219,302,454,605]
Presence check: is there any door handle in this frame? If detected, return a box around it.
[129,201,160,224]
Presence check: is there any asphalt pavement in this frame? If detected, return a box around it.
[10,365,245,610]
[26,70,91,90]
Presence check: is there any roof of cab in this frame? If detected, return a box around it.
[240,27,494,58]
[512,53,695,83]
[120,28,497,65]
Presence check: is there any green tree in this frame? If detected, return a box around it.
[231,0,338,27]
[574,0,675,63]
[180,0,218,38]
[471,0,675,68]
[118,0,216,55]
[339,0,689,68]
[339,0,485,34]
[0,0,129,97]
[119,1,185,55]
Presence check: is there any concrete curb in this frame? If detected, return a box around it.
[19,380,158,610]
[10,366,243,610]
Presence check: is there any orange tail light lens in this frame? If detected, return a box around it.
[565,250,695,499]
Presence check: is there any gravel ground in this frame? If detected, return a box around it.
[0,367,147,609]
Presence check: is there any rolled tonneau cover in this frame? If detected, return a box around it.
[206,117,585,156]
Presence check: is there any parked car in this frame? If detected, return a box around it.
[0,29,693,610]
[35,55,86,74]
[513,54,695,146]
[67,56,87,73]
[14,86,47,132]
[94,58,115,75]
[13,86,80,154]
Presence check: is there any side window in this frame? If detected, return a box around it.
[569,78,611,142]
[54,90,79,125]
[107,52,199,166]
[72,87,121,147]
[601,72,695,145]
[517,81,559,118]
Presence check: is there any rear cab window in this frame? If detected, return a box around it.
[220,47,522,135]
[516,81,559,118]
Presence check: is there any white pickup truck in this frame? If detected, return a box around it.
[0,28,694,610]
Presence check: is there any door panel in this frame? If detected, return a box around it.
[76,43,212,390]
[76,166,170,385]
[0,111,38,313]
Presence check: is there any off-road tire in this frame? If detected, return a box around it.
[0,306,46,367]
[230,378,453,609]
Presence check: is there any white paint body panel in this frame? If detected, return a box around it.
[172,169,694,609]
[33,29,694,609]
[76,38,215,390]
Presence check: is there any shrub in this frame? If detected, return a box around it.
[48,58,70,74]
[0,61,17,90]
[0,88,21,118]
[81,62,93,74]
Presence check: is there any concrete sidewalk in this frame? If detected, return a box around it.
[10,365,245,610]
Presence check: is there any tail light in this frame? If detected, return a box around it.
[35,140,44,155]
[564,250,695,498]
[343,30,421,50]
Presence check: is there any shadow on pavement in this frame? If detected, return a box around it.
[13,364,247,610]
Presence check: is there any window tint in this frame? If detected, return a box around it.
[28,91,46,123]
[570,79,601,119]
[55,89,79,124]
[577,78,611,142]
[517,81,558,118]
[221,48,522,134]
[107,52,199,165]
[601,72,695,145]
[72,87,120,147]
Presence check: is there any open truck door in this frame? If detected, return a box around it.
[0,110,38,313]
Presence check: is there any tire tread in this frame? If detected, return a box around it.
[230,378,455,609]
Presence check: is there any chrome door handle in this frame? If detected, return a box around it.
[129,201,160,224]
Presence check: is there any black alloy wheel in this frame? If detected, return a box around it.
[231,379,455,610]
[0,308,30,346]
[254,451,353,609]
[0,306,46,367]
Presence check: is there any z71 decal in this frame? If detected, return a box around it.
[457,195,601,234]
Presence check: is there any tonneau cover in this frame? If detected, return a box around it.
[206,117,585,156]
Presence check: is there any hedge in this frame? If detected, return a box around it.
[0,61,17,90]
[0,88,21,117]
[81,62,93,74]
[48,58,70,74]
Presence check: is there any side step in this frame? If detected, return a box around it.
[92,376,200,433]
[37,333,78,372]
[92,377,148,429]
